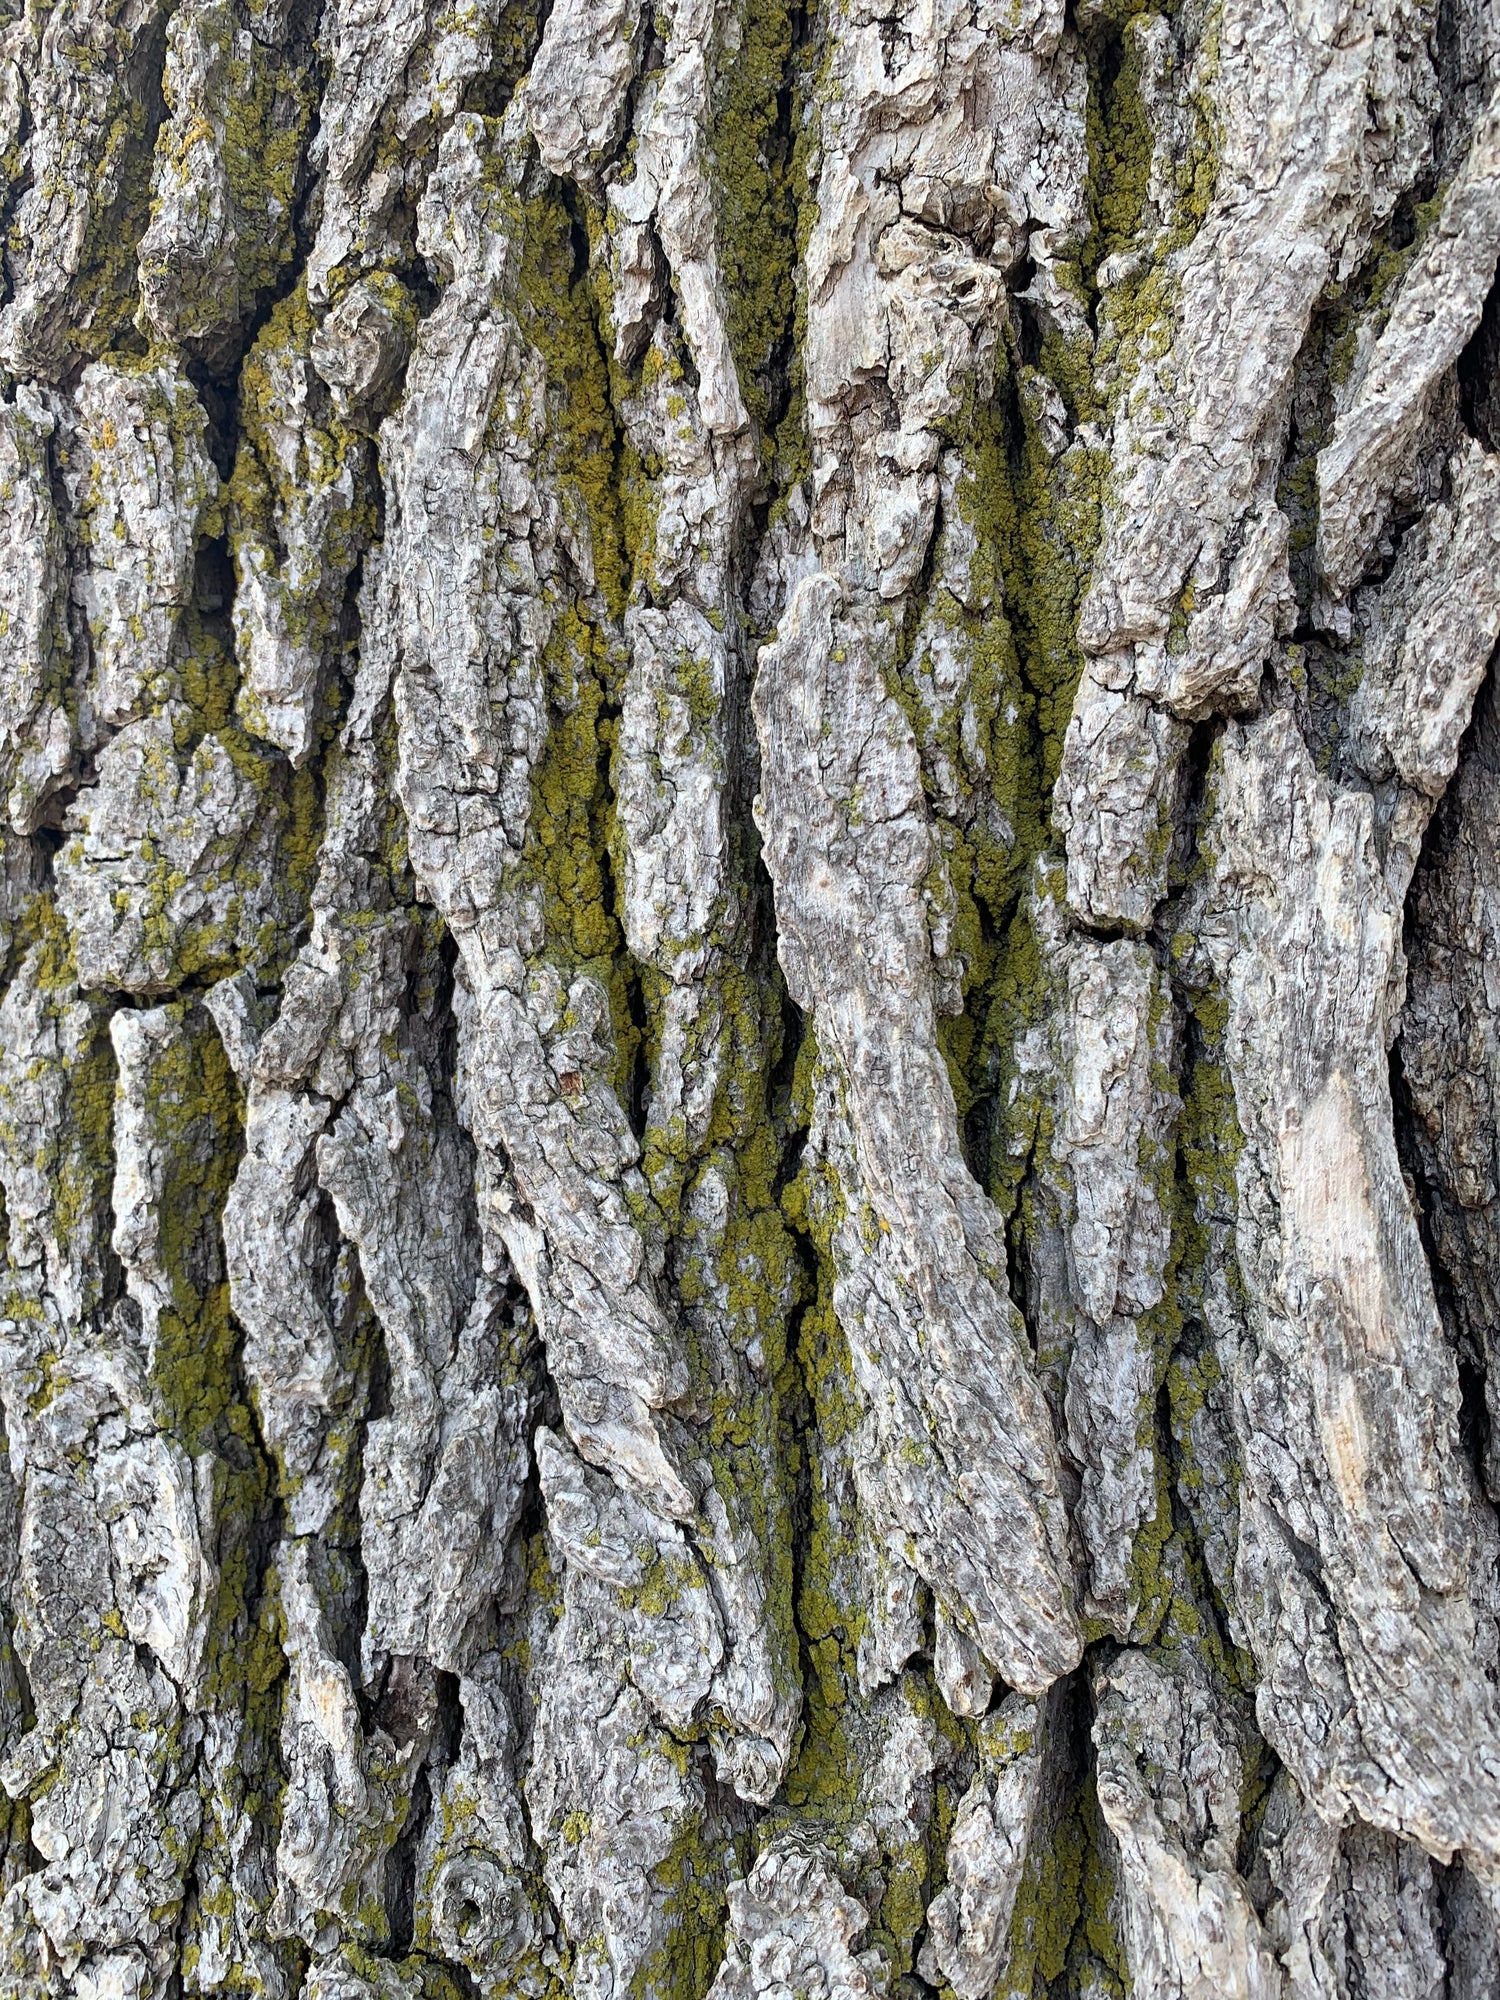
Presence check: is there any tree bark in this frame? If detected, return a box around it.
[0,0,1497,1991]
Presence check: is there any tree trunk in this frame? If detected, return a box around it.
[0,0,1497,1991]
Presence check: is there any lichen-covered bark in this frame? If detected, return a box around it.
[0,0,1498,1990]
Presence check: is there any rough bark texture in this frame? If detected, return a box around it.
[0,0,1498,1991]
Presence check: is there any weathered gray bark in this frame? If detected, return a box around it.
[0,0,1497,1990]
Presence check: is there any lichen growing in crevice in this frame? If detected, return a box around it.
[59,14,174,363]
[909,345,1104,1189]
[709,0,809,460]
[1000,1681,1129,2000]
[1,893,121,1294]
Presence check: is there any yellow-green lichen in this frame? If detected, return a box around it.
[519,187,634,621]
[141,5,316,334]
[904,351,1104,1176]
[226,284,375,745]
[131,1001,245,1448]
[629,1820,741,2000]
[0,898,119,1285]
[1002,1767,1129,2000]
[55,88,158,362]
[709,0,803,446]
[777,1053,865,1826]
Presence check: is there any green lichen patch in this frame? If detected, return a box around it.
[1176,982,1242,1232]
[519,187,635,621]
[226,283,376,748]
[0,898,119,1295]
[1081,5,1222,399]
[185,1556,301,1995]
[462,0,545,115]
[1116,952,1261,1712]
[523,604,645,1112]
[1077,11,1155,308]
[141,1,318,343]
[903,355,1104,1182]
[769,1046,870,1832]
[132,1001,245,1448]
[1002,1760,1129,2000]
[207,27,315,307]
[709,0,805,447]
[767,1051,981,1982]
[779,1271,862,1823]
[57,83,162,363]
[229,285,369,525]
[631,1816,743,2000]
